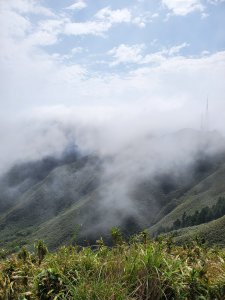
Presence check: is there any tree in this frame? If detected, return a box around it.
[173,219,181,230]
[35,240,48,265]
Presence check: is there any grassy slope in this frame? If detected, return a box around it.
[0,158,101,251]
[1,160,193,251]
[149,163,225,236]
[173,214,225,246]
[1,157,170,251]
[149,164,225,234]
[31,189,101,249]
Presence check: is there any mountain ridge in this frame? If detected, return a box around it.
[1,130,225,251]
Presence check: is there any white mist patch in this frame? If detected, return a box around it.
[0,103,224,173]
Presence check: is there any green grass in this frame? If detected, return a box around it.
[0,234,225,299]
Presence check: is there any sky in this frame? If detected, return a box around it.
[0,0,225,169]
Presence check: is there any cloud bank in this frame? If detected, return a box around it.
[0,0,225,173]
[162,0,205,16]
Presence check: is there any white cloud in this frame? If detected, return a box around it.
[64,7,138,36]
[0,0,54,16]
[54,47,86,61]
[25,19,66,46]
[132,13,151,28]
[108,43,189,66]
[0,0,60,47]
[152,13,159,18]
[0,10,32,39]
[1,8,225,165]
[2,51,225,168]
[129,11,157,28]
[142,43,188,64]
[1,19,225,122]
[201,12,209,18]
[64,21,111,36]
[208,0,225,4]
[167,42,189,55]
[162,0,205,16]
[1,2,150,42]
[66,1,87,11]
[1,0,225,141]
[71,47,84,54]
[95,7,132,23]
[108,44,145,65]
[141,52,166,65]
[132,17,146,28]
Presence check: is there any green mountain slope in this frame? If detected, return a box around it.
[1,130,225,251]
[0,151,79,213]
[173,214,225,246]
[0,156,102,250]
[31,189,102,249]
[149,163,225,237]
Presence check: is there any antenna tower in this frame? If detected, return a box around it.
[205,97,209,132]
[201,97,209,132]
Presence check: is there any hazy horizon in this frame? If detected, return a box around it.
[0,0,225,172]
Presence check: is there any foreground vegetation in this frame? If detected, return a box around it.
[0,231,225,300]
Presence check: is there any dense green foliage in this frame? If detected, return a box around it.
[0,234,225,300]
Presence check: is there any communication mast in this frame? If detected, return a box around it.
[205,97,209,132]
[201,97,209,132]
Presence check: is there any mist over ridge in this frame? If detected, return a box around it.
[1,108,225,246]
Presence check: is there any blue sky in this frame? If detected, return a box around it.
[0,0,225,124]
[42,0,225,60]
